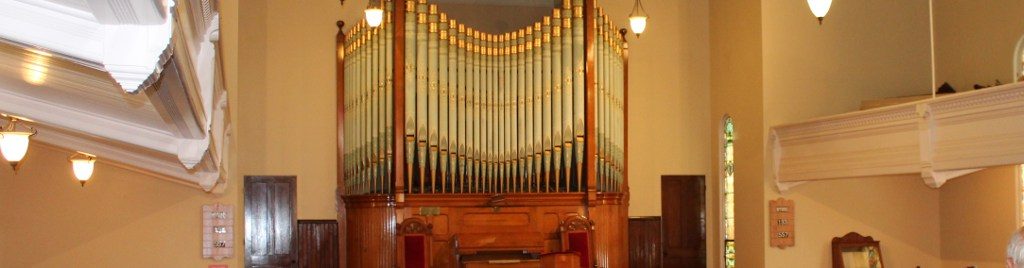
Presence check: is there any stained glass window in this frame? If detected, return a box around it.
[1017,35,1024,82]
[723,116,736,268]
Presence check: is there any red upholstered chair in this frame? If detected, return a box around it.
[398,218,432,268]
[560,215,595,268]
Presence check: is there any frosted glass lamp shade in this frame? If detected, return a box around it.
[807,0,833,23]
[0,131,32,165]
[71,157,96,186]
[365,8,384,27]
[629,16,647,36]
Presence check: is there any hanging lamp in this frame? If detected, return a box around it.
[365,0,384,28]
[628,0,648,37]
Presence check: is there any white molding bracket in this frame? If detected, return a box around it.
[101,1,175,93]
[0,0,228,192]
[772,82,1024,191]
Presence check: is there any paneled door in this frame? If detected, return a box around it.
[661,175,706,268]
[245,176,298,268]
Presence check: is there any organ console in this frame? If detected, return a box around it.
[338,0,629,267]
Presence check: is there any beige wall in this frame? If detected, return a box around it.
[940,166,1020,268]
[0,1,245,267]
[935,0,1024,91]
[761,0,939,267]
[709,0,765,267]
[0,145,239,267]
[766,175,943,267]
[236,0,345,220]
[598,0,712,218]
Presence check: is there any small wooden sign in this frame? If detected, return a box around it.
[769,198,795,249]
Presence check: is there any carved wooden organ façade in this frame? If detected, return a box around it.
[337,0,629,267]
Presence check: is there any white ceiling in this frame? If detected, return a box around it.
[41,0,91,13]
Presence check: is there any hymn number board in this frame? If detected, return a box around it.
[769,198,795,249]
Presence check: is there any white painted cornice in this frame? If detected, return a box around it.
[30,121,216,190]
[0,88,181,155]
[771,82,1024,191]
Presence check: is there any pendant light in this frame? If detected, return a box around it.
[365,0,384,28]
[70,152,96,187]
[0,116,36,173]
[807,0,833,24]
[628,0,648,37]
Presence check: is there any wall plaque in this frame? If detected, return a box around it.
[203,203,234,260]
[769,198,795,249]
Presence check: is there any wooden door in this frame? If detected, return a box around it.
[628,217,662,268]
[246,176,298,268]
[661,175,706,268]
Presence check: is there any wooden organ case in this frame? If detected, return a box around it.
[336,0,629,267]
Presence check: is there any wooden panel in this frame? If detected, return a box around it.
[540,252,580,268]
[661,176,706,268]
[464,260,541,268]
[298,220,339,268]
[245,176,298,268]
[343,192,628,267]
[462,213,530,227]
[344,195,397,268]
[628,217,662,268]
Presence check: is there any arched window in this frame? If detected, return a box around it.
[722,116,736,268]
[1016,35,1024,82]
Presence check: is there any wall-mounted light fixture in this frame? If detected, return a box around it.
[0,116,37,173]
[807,0,833,25]
[69,152,97,187]
[628,0,648,37]
[365,0,384,28]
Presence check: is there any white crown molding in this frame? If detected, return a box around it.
[772,82,1024,191]
[29,122,216,190]
[0,88,181,155]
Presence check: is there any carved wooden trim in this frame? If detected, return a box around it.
[560,214,595,232]
[398,218,433,235]
[831,232,883,268]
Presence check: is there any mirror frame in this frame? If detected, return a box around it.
[831,232,884,268]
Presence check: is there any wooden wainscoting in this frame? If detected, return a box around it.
[298,220,339,268]
[628,217,662,268]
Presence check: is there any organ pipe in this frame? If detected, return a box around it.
[341,0,627,195]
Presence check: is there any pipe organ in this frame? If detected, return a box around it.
[338,0,629,267]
